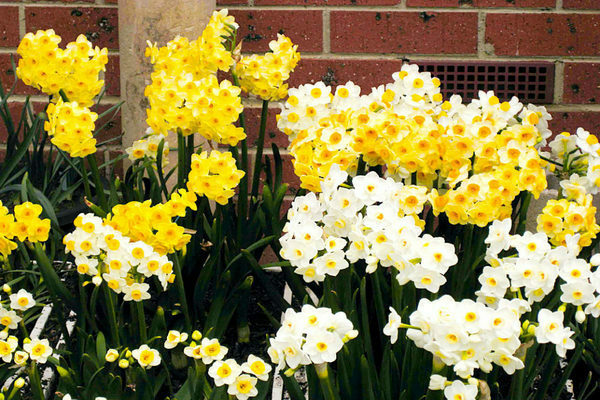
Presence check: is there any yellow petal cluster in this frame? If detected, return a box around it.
[44,99,98,158]
[144,10,245,145]
[16,30,108,107]
[105,200,193,255]
[278,65,550,227]
[537,196,600,247]
[0,202,51,257]
[186,150,245,205]
[235,34,300,101]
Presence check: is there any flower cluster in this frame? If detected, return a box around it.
[104,330,271,400]
[278,65,549,226]
[429,378,480,400]
[44,99,98,158]
[534,309,575,358]
[267,305,357,370]
[536,194,599,247]
[544,128,600,195]
[16,30,108,107]
[186,150,245,205]
[105,200,192,255]
[1,288,53,367]
[479,219,600,325]
[279,166,458,291]
[144,10,246,145]
[404,295,526,380]
[126,129,170,163]
[0,202,51,257]
[0,336,53,366]
[64,213,175,298]
[235,34,300,101]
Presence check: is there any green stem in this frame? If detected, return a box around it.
[357,156,366,176]
[251,100,269,199]
[231,71,249,243]
[86,154,108,211]
[177,130,186,189]
[28,362,45,400]
[315,363,340,400]
[174,252,192,331]
[79,157,93,202]
[102,284,120,346]
[136,301,147,343]
[516,192,532,235]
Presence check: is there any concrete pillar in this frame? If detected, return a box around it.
[118,0,216,149]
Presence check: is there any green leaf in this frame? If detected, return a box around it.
[96,332,106,365]
[0,114,39,187]
[33,242,78,309]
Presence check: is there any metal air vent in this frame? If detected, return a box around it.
[418,61,555,104]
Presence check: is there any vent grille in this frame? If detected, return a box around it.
[418,61,555,104]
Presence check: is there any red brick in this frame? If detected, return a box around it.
[259,246,279,265]
[217,0,248,4]
[229,10,323,53]
[0,7,20,47]
[289,58,404,90]
[105,0,119,3]
[243,107,290,149]
[408,0,554,5]
[407,0,466,5]
[255,0,400,4]
[486,14,600,56]
[563,62,600,104]
[330,11,478,54]
[105,55,120,97]
[548,112,600,135]
[473,0,555,6]
[28,0,95,2]
[563,0,600,9]
[25,6,119,49]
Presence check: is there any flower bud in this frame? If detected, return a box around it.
[13,351,28,366]
[191,330,202,341]
[118,359,129,369]
[314,363,328,379]
[467,377,478,386]
[92,275,102,286]
[124,350,132,358]
[14,377,25,388]
[558,303,567,312]
[428,374,447,390]
[576,309,586,324]
[2,284,11,294]
[105,349,119,363]
[0,330,7,340]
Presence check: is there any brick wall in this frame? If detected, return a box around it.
[221,0,600,146]
[0,0,120,158]
[1,0,600,182]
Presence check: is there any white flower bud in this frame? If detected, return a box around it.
[428,374,447,390]
[575,309,586,324]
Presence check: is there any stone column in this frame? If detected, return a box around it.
[118,0,215,148]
